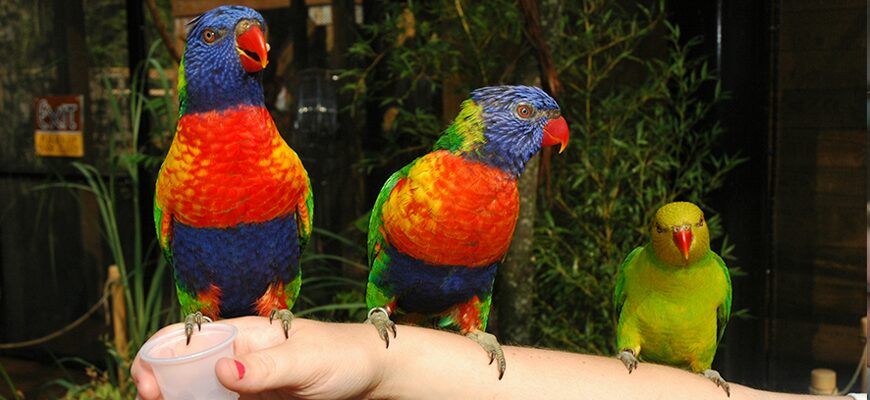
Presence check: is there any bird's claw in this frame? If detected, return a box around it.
[466,329,506,380]
[617,349,638,373]
[702,369,731,397]
[269,309,294,339]
[366,307,397,348]
[183,312,212,345]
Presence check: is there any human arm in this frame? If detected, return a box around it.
[131,317,849,400]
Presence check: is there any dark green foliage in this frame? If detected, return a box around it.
[346,0,743,355]
[83,0,129,67]
[343,0,537,172]
[535,2,744,354]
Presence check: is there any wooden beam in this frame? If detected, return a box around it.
[170,0,361,17]
[171,0,290,17]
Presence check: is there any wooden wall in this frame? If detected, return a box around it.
[0,0,112,362]
[770,0,866,391]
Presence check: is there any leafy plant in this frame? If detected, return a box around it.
[41,355,123,400]
[59,367,123,400]
[0,361,22,400]
[294,228,369,321]
[83,40,177,358]
[38,41,178,396]
[343,0,536,172]
[534,3,744,354]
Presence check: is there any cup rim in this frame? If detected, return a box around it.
[140,323,238,365]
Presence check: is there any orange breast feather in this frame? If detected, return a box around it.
[381,151,519,267]
[156,106,307,228]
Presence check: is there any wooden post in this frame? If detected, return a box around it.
[809,368,837,395]
[862,316,867,393]
[108,265,128,390]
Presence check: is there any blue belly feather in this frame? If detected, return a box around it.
[172,214,300,317]
[376,246,498,314]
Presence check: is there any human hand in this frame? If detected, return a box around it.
[132,317,387,400]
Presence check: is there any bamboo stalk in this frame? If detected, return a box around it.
[109,265,128,391]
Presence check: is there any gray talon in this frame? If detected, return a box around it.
[616,349,638,373]
[702,369,730,397]
[183,312,209,345]
[466,329,506,380]
[366,307,397,348]
[270,309,294,339]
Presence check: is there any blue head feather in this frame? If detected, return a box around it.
[468,85,561,176]
[180,6,267,114]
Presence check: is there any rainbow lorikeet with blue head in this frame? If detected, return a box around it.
[614,201,732,396]
[154,5,313,343]
[365,85,570,379]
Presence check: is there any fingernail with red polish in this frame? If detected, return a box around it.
[234,360,245,380]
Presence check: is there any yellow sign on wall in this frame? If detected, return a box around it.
[34,95,84,157]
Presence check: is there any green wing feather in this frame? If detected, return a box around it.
[155,195,200,313]
[297,176,314,252]
[365,161,415,308]
[613,246,643,326]
[153,196,173,264]
[712,252,732,346]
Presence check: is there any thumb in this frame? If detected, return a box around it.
[215,350,296,394]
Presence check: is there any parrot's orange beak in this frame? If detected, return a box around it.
[542,116,570,153]
[236,24,269,73]
[672,228,692,261]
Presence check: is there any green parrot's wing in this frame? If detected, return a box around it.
[296,176,314,252]
[367,162,413,267]
[713,252,732,346]
[365,161,415,308]
[613,246,643,325]
[153,195,173,264]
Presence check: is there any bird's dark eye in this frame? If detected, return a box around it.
[203,29,217,44]
[515,104,533,119]
[655,224,666,234]
[697,218,704,228]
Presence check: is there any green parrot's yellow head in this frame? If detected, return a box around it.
[649,201,710,266]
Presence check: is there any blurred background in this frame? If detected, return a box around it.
[0,0,866,397]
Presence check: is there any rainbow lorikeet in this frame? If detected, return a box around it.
[614,202,732,395]
[154,6,312,343]
[365,85,570,379]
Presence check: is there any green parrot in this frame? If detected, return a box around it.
[613,201,732,396]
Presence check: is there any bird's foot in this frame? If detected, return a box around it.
[702,369,731,397]
[365,307,397,348]
[269,309,294,339]
[183,312,212,345]
[466,329,506,380]
[616,349,638,373]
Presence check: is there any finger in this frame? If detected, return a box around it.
[216,349,300,394]
[131,351,162,400]
[133,322,201,399]
[215,318,308,393]
[226,316,291,354]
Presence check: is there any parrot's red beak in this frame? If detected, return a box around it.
[542,116,570,153]
[236,24,269,73]
[672,228,692,261]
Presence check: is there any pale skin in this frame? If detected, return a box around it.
[132,317,848,400]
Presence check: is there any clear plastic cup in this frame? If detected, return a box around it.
[139,323,239,400]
